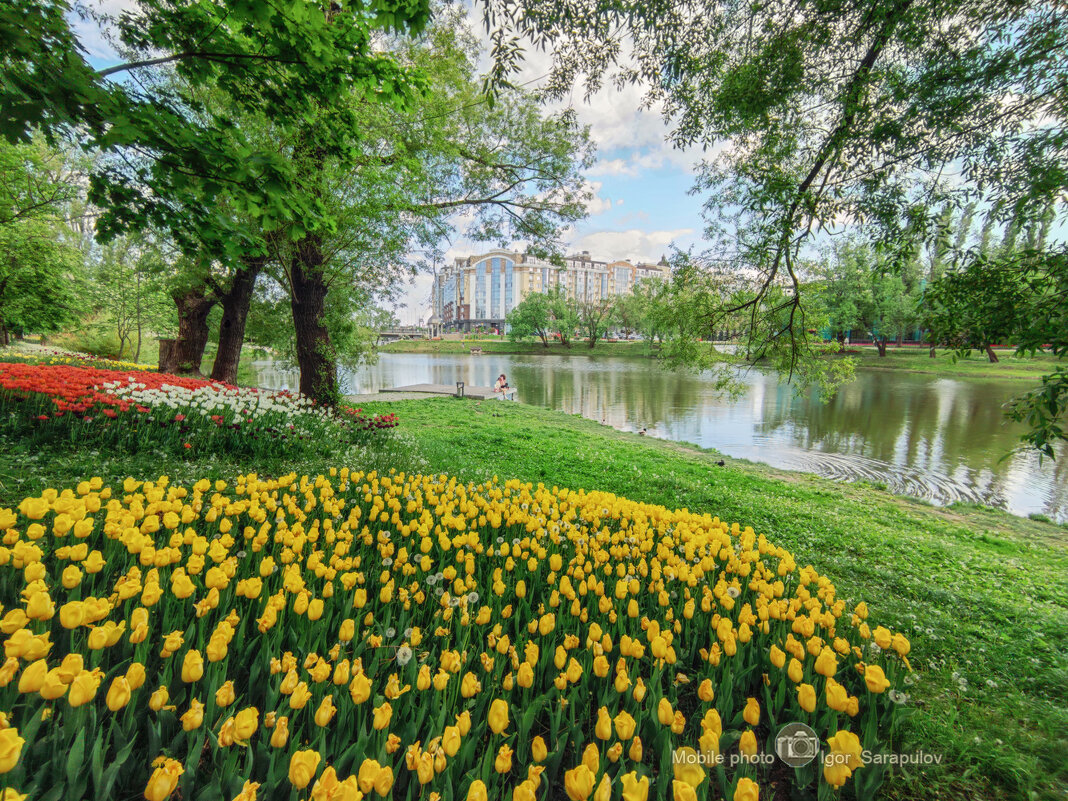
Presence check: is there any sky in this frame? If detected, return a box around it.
[72,0,711,326]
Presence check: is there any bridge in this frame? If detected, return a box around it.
[378,326,428,342]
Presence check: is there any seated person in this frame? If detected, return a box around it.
[494,374,510,393]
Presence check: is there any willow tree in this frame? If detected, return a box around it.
[481,0,1068,440]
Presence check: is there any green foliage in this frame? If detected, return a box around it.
[545,286,579,346]
[3,0,432,251]
[480,0,1068,451]
[506,291,554,345]
[0,138,84,340]
[576,297,614,347]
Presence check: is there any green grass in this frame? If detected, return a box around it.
[842,347,1059,381]
[383,338,1058,382]
[0,394,1064,801]
[343,399,1065,801]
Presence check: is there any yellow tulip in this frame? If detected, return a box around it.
[564,765,595,801]
[143,757,183,801]
[739,730,758,759]
[181,699,204,731]
[38,668,67,700]
[314,694,337,727]
[743,697,760,726]
[68,670,102,707]
[734,777,760,801]
[798,683,816,712]
[672,748,705,788]
[233,708,259,742]
[593,774,611,801]
[488,698,509,734]
[231,780,260,801]
[270,717,289,748]
[149,686,169,712]
[672,780,698,801]
[595,706,612,740]
[823,755,852,788]
[181,650,204,683]
[17,659,47,694]
[0,728,25,773]
[105,677,131,711]
[288,749,321,789]
[372,702,392,730]
[349,673,371,704]
[621,772,649,801]
[863,664,891,693]
[494,744,513,773]
[814,647,837,678]
[215,681,236,707]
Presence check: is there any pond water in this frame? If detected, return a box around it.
[251,352,1068,522]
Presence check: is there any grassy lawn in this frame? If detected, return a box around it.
[842,347,1059,381]
[382,338,1056,383]
[0,391,1064,800]
[342,398,1066,801]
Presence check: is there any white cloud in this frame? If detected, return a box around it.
[584,180,613,215]
[572,228,695,264]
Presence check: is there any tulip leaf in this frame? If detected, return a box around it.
[195,780,225,801]
[65,727,86,793]
[100,735,137,799]
[90,736,104,794]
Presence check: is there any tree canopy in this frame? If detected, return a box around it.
[481,0,1068,450]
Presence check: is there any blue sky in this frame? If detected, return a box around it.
[73,1,711,324]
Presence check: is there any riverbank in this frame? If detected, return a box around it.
[345,398,1064,801]
[382,338,1057,382]
[380,337,660,357]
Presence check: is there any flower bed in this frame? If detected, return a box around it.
[0,363,397,457]
[0,470,909,801]
[0,347,155,371]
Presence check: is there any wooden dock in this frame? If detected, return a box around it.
[380,383,517,401]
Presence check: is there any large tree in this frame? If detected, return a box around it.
[507,291,554,346]
[0,138,83,343]
[577,298,614,348]
[3,0,432,386]
[261,11,591,401]
[482,0,1068,448]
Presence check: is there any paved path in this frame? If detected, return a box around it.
[380,383,517,401]
[345,392,438,403]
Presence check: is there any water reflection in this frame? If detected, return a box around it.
[251,354,1067,521]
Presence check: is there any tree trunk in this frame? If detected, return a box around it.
[985,343,1000,363]
[135,269,143,363]
[211,258,264,384]
[290,237,338,404]
[539,331,549,347]
[169,288,216,375]
[929,343,936,358]
[0,322,8,347]
[875,338,887,357]
[895,333,904,347]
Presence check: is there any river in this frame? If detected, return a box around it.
[251,352,1068,522]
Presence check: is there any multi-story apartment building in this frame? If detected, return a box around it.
[431,248,668,332]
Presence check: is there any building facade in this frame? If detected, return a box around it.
[431,249,668,332]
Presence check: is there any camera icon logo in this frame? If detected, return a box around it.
[774,722,821,767]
